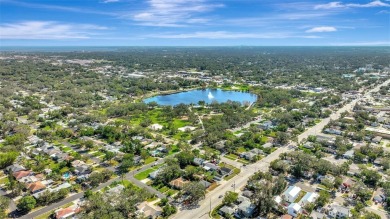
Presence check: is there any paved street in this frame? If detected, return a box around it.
[174,79,390,219]
[17,157,167,219]
[173,146,292,219]
[13,79,390,219]
[298,79,390,143]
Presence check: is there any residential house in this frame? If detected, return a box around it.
[13,170,32,180]
[5,164,26,173]
[324,128,342,135]
[318,174,335,183]
[287,203,302,217]
[220,167,233,176]
[106,184,125,196]
[150,124,163,131]
[136,201,162,219]
[169,177,189,189]
[316,134,335,146]
[74,165,91,176]
[193,158,205,166]
[340,178,355,192]
[149,169,161,180]
[259,121,275,130]
[262,143,273,148]
[18,174,44,185]
[343,150,354,159]
[240,151,257,161]
[203,162,219,171]
[27,181,46,194]
[178,126,196,132]
[55,205,80,219]
[219,206,235,217]
[49,182,72,193]
[298,192,318,206]
[199,180,211,189]
[328,205,350,218]
[280,214,293,219]
[372,136,382,144]
[250,148,264,155]
[303,142,314,149]
[347,163,361,176]
[242,190,253,198]
[72,160,91,175]
[373,189,386,204]
[282,186,301,203]
[133,155,143,164]
[373,158,383,166]
[237,200,256,218]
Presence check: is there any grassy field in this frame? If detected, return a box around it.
[224,153,239,160]
[134,165,162,180]
[168,145,180,155]
[144,157,157,164]
[236,147,247,153]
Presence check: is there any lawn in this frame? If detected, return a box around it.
[144,157,157,165]
[168,145,180,155]
[61,146,73,152]
[211,203,223,219]
[0,177,9,185]
[224,153,238,160]
[224,168,241,181]
[172,119,191,128]
[134,165,161,180]
[158,186,169,193]
[295,191,307,203]
[237,159,250,164]
[236,147,247,153]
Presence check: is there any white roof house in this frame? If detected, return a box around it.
[328,205,350,218]
[298,192,318,206]
[283,186,301,203]
[287,203,302,217]
[150,124,163,131]
[274,195,282,205]
[178,126,196,132]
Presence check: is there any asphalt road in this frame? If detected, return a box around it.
[14,79,390,219]
[174,79,390,219]
[298,79,390,143]
[173,146,293,219]
[17,157,167,219]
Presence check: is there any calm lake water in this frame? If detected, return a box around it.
[144,89,257,106]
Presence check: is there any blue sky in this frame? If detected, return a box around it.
[0,0,389,46]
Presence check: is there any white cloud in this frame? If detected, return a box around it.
[306,26,337,32]
[315,0,390,9]
[0,21,107,39]
[128,0,223,27]
[102,0,119,3]
[149,31,320,39]
[377,9,390,13]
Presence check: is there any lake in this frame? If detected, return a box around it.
[144,89,257,106]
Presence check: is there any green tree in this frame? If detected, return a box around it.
[17,196,36,213]
[223,191,238,206]
[362,212,381,219]
[0,196,10,219]
[182,182,206,204]
[316,191,330,207]
[103,151,116,163]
